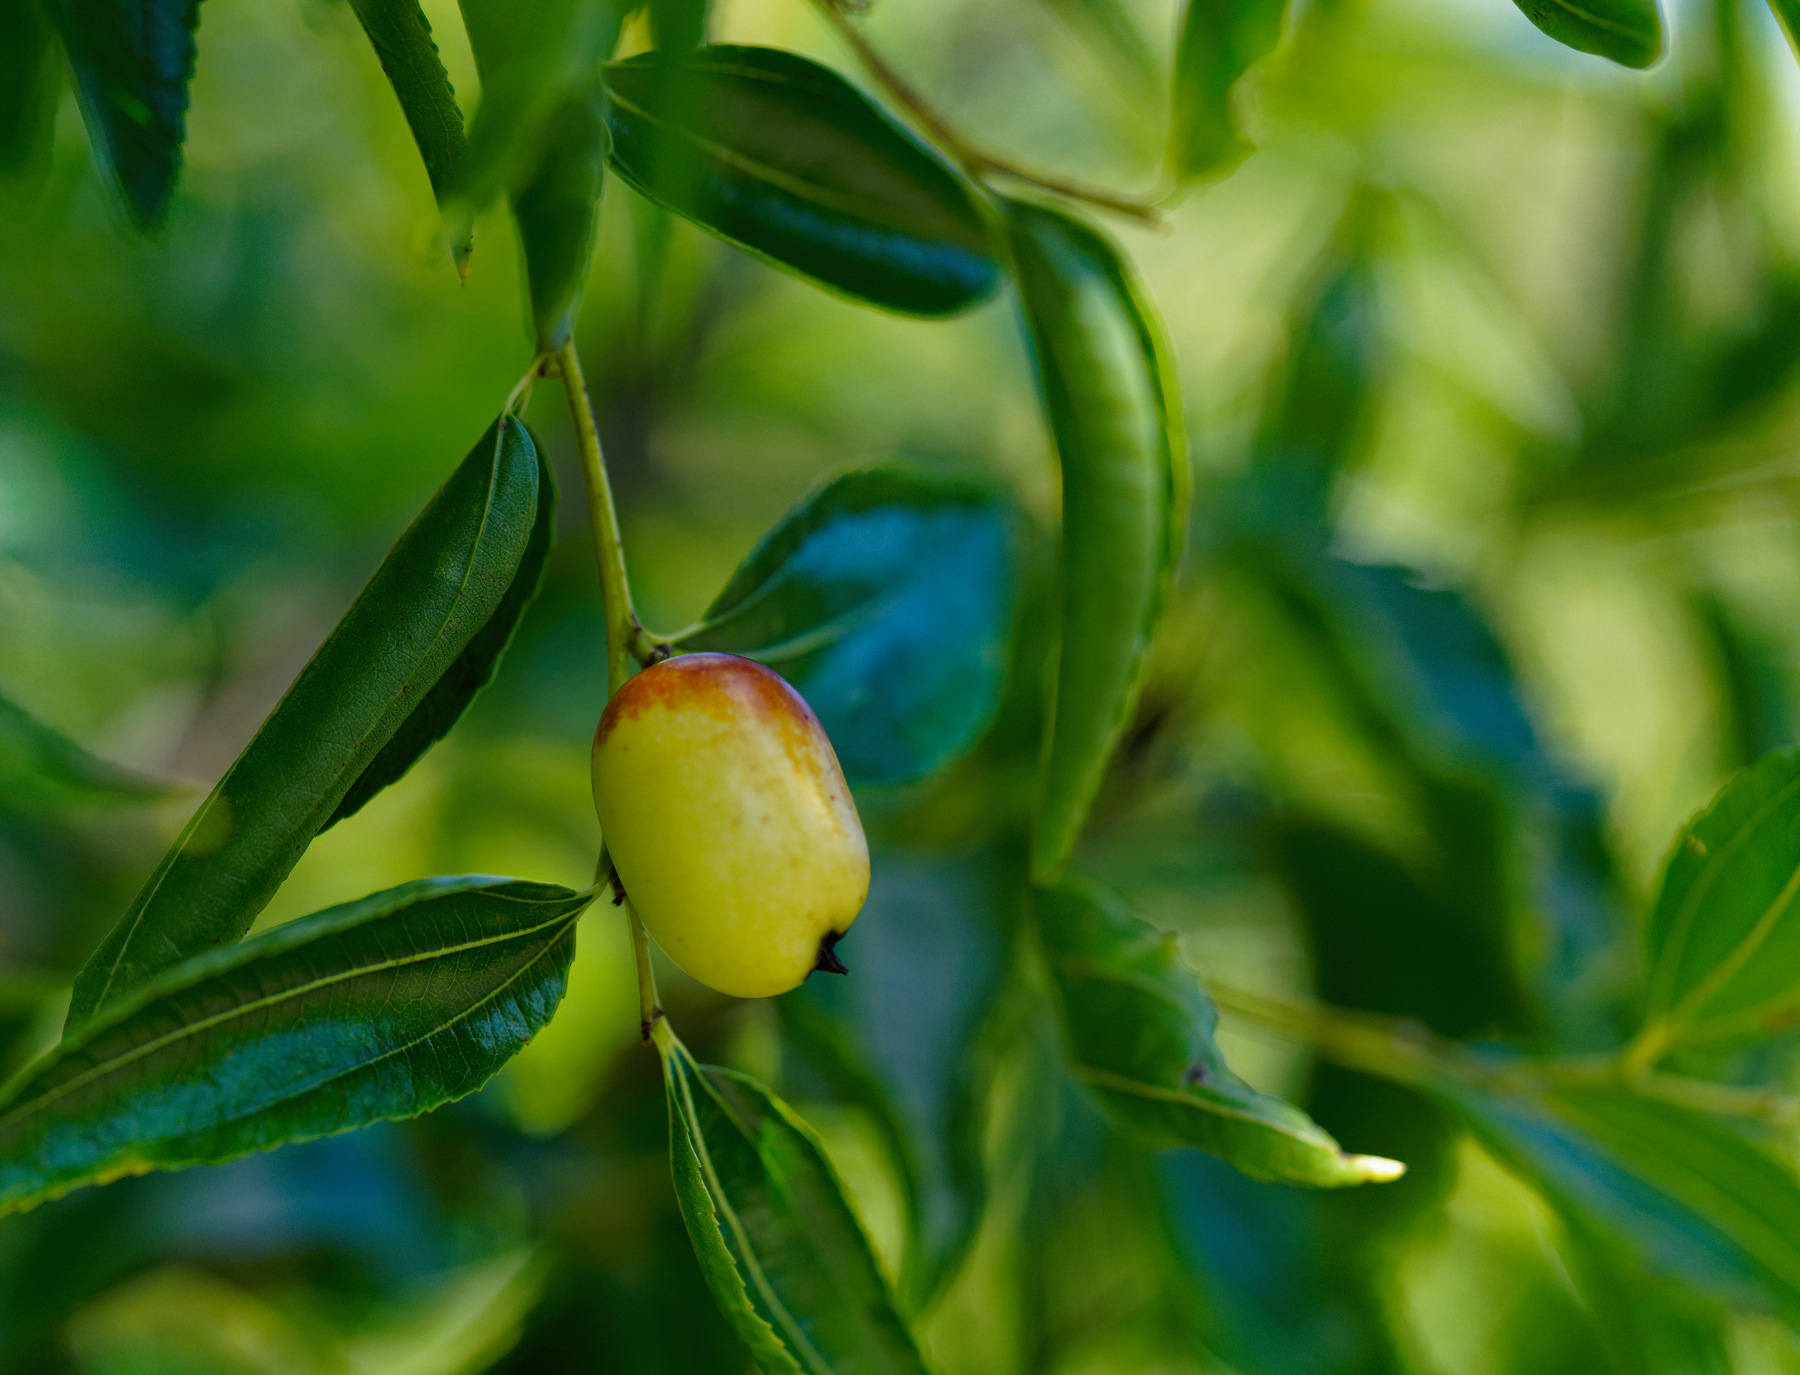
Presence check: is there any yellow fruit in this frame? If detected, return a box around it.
[591,652,870,998]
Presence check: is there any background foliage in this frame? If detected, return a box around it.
[12,0,1800,1367]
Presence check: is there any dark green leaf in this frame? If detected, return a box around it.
[676,466,1015,785]
[455,0,624,211]
[68,417,544,1027]
[1506,0,1662,68]
[1167,0,1287,181]
[50,0,200,227]
[328,437,556,829]
[345,0,473,270]
[1639,750,1800,1053]
[1035,879,1403,1187]
[0,0,58,182]
[0,875,590,1217]
[661,1038,931,1375]
[1003,199,1186,881]
[0,691,174,812]
[1448,1084,1800,1322]
[603,46,1000,317]
[511,84,609,351]
[647,0,707,53]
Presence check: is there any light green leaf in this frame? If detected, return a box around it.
[69,417,545,1027]
[1167,0,1287,181]
[1036,879,1404,1187]
[0,876,591,1217]
[1003,199,1187,882]
[0,692,174,812]
[604,46,1000,317]
[661,1036,932,1375]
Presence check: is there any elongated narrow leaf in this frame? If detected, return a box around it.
[0,876,590,1217]
[1004,200,1187,881]
[1640,750,1800,1050]
[677,467,1014,784]
[1,0,57,181]
[69,418,544,1027]
[512,85,608,350]
[1035,879,1402,1187]
[1448,1084,1800,1322]
[604,46,1000,317]
[0,691,173,811]
[50,0,199,226]
[662,1038,932,1375]
[346,0,473,269]
[455,0,624,211]
[1167,0,1287,181]
[1507,0,1662,67]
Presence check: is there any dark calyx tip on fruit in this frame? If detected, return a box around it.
[812,931,849,977]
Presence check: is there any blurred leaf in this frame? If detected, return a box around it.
[1450,1084,1800,1322]
[1559,1220,1736,1375]
[778,853,1009,1303]
[1167,0,1286,181]
[1506,0,1662,67]
[511,86,609,351]
[661,1037,931,1375]
[346,0,473,270]
[0,691,173,811]
[1640,749,1800,1053]
[604,46,1000,317]
[68,417,545,1027]
[0,0,57,183]
[456,0,625,210]
[0,875,590,1217]
[647,0,707,53]
[677,466,1015,785]
[49,0,199,226]
[1039,0,1160,99]
[1003,199,1187,881]
[1035,878,1403,1186]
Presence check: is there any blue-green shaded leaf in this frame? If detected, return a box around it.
[1168,0,1287,180]
[1004,199,1186,881]
[677,466,1015,785]
[604,46,1000,317]
[69,418,544,1027]
[662,1038,931,1375]
[1640,750,1800,1051]
[1036,879,1403,1187]
[1507,0,1662,67]
[0,876,590,1217]
[1449,1084,1800,1323]
[346,0,472,269]
[511,85,608,351]
[0,0,58,183]
[50,0,199,227]
[0,692,174,812]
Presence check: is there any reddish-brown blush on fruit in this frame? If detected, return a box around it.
[591,652,869,998]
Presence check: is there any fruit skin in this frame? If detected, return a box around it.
[591,652,870,998]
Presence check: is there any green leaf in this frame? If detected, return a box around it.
[345,0,473,270]
[1167,0,1287,181]
[0,692,174,812]
[647,0,707,54]
[676,467,1015,785]
[1640,749,1800,1051]
[455,0,624,211]
[603,46,1000,318]
[0,0,58,182]
[1003,199,1187,882]
[1448,1084,1800,1323]
[511,84,608,351]
[49,0,200,226]
[1034,879,1404,1187]
[68,417,545,1027]
[1506,0,1662,68]
[0,875,590,1217]
[661,1038,932,1375]
[1037,0,1160,99]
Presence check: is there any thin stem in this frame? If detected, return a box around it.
[628,899,663,1042]
[812,0,1166,227]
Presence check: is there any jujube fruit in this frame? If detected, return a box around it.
[591,652,869,998]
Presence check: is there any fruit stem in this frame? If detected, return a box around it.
[628,900,663,1042]
[553,339,661,691]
